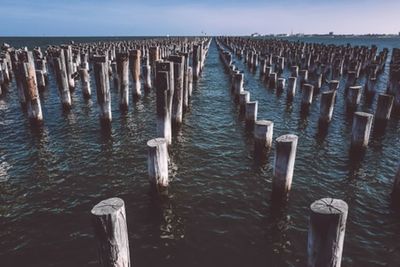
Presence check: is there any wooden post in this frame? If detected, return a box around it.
[287,77,297,99]
[192,44,201,80]
[308,198,348,267]
[79,66,91,98]
[142,57,152,90]
[35,70,46,90]
[302,84,314,107]
[155,71,172,144]
[277,78,286,91]
[147,138,169,188]
[269,72,277,89]
[168,55,184,125]
[291,66,299,77]
[375,94,394,122]
[319,90,337,124]
[129,49,141,98]
[272,134,298,199]
[299,69,309,87]
[328,80,340,90]
[21,51,43,122]
[53,50,72,108]
[346,86,362,109]
[156,61,174,116]
[234,73,244,97]
[180,52,190,111]
[93,55,112,123]
[239,91,250,112]
[61,45,75,90]
[254,120,274,151]
[91,197,130,267]
[351,112,373,149]
[116,52,129,109]
[187,66,193,98]
[245,101,258,125]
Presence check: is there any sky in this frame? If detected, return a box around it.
[1,0,400,36]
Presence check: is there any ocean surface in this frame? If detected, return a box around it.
[0,36,400,266]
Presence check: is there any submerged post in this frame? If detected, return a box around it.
[308,198,348,267]
[91,197,130,267]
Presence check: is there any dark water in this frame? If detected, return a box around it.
[0,36,400,267]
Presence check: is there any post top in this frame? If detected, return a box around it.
[354,111,373,118]
[303,84,314,90]
[255,120,273,126]
[147,138,167,147]
[91,197,125,216]
[276,134,298,143]
[310,198,348,215]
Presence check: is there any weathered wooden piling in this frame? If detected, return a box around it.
[21,51,43,122]
[287,77,297,99]
[79,66,91,98]
[277,78,286,91]
[328,80,340,91]
[351,112,373,149]
[291,66,299,77]
[116,52,129,109]
[91,197,130,267]
[147,138,169,188]
[319,90,337,124]
[375,94,394,122]
[302,84,314,107]
[61,45,75,89]
[187,66,193,98]
[142,57,152,90]
[156,71,172,144]
[53,50,72,108]
[269,72,277,89]
[234,72,244,97]
[254,120,274,151]
[93,55,112,123]
[299,69,309,87]
[307,198,348,267]
[156,61,175,116]
[192,44,201,80]
[169,55,185,124]
[239,90,250,111]
[245,101,258,125]
[346,86,362,109]
[129,49,141,98]
[272,134,298,199]
[35,70,46,90]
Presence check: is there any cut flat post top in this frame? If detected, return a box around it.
[91,197,131,267]
[308,198,348,267]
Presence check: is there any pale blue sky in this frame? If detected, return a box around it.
[1,0,399,36]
